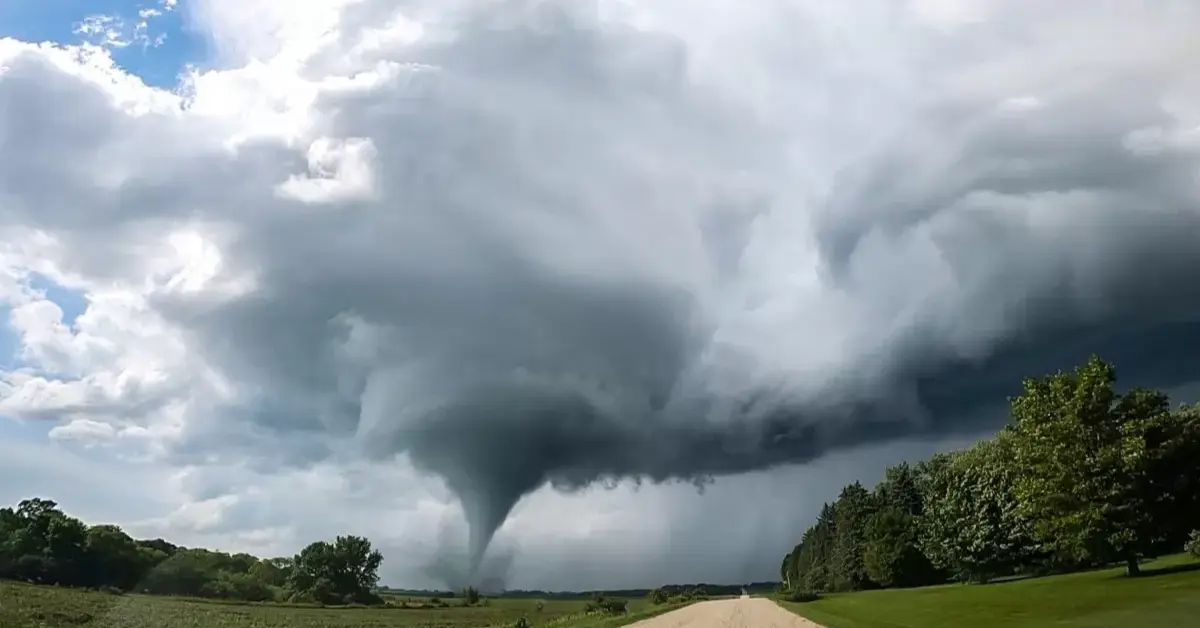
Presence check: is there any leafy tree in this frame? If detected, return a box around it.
[1008,357,1173,576]
[82,524,146,590]
[917,440,1040,582]
[249,556,292,588]
[0,497,387,605]
[1,498,89,585]
[863,508,937,588]
[831,482,875,591]
[779,356,1200,591]
[875,463,924,516]
[288,536,384,605]
[1140,403,1200,552]
[804,504,837,591]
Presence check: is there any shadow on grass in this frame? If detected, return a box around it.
[975,574,1038,586]
[1133,561,1200,578]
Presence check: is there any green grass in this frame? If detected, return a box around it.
[0,582,667,628]
[778,554,1200,628]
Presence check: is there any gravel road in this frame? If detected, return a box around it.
[622,596,825,628]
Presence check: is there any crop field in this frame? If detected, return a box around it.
[0,582,667,628]
[779,554,1200,628]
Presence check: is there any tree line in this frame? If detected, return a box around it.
[781,356,1200,596]
[0,499,385,605]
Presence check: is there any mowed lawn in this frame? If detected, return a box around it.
[780,554,1200,628]
[0,582,659,628]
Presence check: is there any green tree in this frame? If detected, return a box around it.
[2,498,89,585]
[1008,356,1173,576]
[863,507,937,588]
[82,524,146,590]
[917,441,1039,582]
[790,503,837,591]
[249,556,292,588]
[287,536,383,605]
[831,482,875,591]
[1141,403,1200,552]
[875,463,924,516]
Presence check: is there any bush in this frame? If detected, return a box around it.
[585,595,628,615]
[647,588,669,605]
[785,589,821,603]
[514,618,531,628]
[1187,530,1200,558]
[534,600,545,612]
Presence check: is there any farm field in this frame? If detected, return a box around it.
[0,582,672,628]
[779,554,1200,628]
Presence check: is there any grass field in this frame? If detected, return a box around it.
[0,583,679,628]
[779,554,1200,628]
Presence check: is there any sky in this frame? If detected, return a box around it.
[1,0,1200,591]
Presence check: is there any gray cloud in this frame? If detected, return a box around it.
[4,0,1200,587]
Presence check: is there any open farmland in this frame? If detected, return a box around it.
[0,582,672,628]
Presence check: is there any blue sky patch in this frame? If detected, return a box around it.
[0,0,208,88]
[0,273,87,372]
[27,272,88,329]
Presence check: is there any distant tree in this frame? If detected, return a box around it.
[287,536,384,605]
[249,556,292,588]
[1008,357,1176,576]
[460,585,481,606]
[0,496,391,605]
[2,498,89,586]
[82,524,145,590]
[142,549,224,596]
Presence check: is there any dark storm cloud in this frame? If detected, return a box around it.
[150,1,1200,573]
[6,0,1200,581]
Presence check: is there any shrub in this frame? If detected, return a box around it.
[647,588,669,605]
[535,600,545,612]
[785,589,821,603]
[1187,530,1200,558]
[585,595,628,615]
[514,618,531,628]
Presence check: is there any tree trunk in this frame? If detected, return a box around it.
[1125,554,1141,577]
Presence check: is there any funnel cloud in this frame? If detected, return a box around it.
[2,0,1200,584]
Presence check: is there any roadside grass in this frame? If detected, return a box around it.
[542,601,693,628]
[778,554,1200,628]
[0,581,666,628]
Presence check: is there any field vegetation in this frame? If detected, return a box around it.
[0,582,696,628]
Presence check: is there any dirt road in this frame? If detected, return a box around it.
[623,596,825,628]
